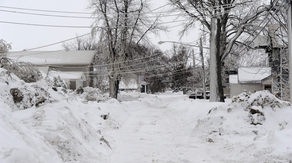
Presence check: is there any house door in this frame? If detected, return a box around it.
[141,85,145,93]
[146,85,149,93]
[70,81,76,90]
[264,85,271,93]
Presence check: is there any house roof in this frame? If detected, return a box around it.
[238,67,271,84]
[7,51,95,66]
[48,71,86,81]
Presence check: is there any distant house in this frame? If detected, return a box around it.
[229,67,271,98]
[119,79,139,91]
[139,76,149,93]
[8,51,95,90]
[118,77,149,93]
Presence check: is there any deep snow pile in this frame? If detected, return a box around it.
[0,68,129,163]
[193,91,292,161]
[0,68,53,110]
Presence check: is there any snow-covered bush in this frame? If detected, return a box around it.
[0,57,42,83]
[76,86,84,94]
[82,87,109,102]
[52,76,67,89]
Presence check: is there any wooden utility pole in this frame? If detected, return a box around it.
[209,16,221,102]
[192,49,196,92]
[200,37,206,100]
[287,0,292,102]
[288,0,292,102]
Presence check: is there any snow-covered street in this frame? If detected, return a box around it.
[1,68,292,162]
[109,94,213,163]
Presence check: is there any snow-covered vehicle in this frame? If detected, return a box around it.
[189,91,210,99]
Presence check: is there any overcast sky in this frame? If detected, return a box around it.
[0,0,200,52]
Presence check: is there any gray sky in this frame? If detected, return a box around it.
[0,0,199,52]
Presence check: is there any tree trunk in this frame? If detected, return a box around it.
[216,20,225,102]
[109,75,119,99]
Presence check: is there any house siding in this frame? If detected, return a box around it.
[230,83,263,98]
[49,66,90,89]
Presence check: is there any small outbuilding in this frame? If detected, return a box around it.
[119,79,139,92]
[229,67,271,98]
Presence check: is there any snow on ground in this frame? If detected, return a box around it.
[1,67,292,162]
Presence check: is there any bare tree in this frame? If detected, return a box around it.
[0,39,11,57]
[62,35,98,51]
[90,0,164,99]
[168,0,273,101]
[168,44,193,92]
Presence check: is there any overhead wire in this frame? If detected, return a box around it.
[25,33,91,51]
[64,65,195,77]
[0,3,239,16]
[0,18,189,28]
[0,3,186,52]
[0,8,184,19]
[0,20,91,28]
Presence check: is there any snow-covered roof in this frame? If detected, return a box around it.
[119,79,138,89]
[48,71,86,81]
[229,74,238,84]
[7,51,95,66]
[238,67,271,83]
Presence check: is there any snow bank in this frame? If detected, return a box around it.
[0,68,130,163]
[0,101,62,163]
[194,91,292,162]
[0,68,54,110]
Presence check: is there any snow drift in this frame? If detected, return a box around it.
[0,68,129,163]
[193,91,292,162]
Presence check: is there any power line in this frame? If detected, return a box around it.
[0,5,91,14]
[26,33,91,51]
[0,3,171,16]
[0,9,92,18]
[0,8,183,19]
[0,20,91,28]
[69,65,194,77]
[0,17,187,28]
[0,17,187,50]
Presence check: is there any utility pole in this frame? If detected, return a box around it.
[192,49,196,92]
[288,0,292,102]
[200,37,206,100]
[268,24,281,97]
[209,12,221,102]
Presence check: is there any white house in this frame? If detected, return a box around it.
[118,77,149,93]
[8,50,95,90]
[119,78,139,91]
[229,67,271,98]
